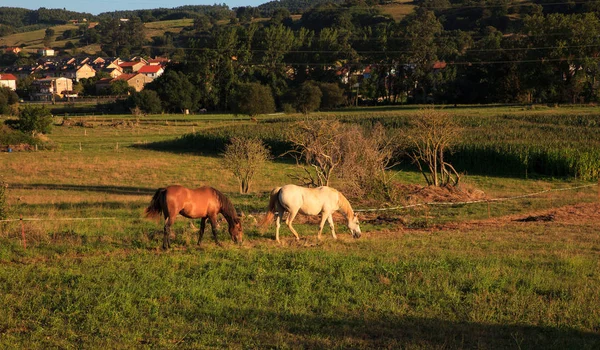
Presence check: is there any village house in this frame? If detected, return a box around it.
[138,65,164,80]
[63,63,96,82]
[95,73,150,94]
[147,57,169,66]
[102,66,123,79]
[5,47,22,55]
[119,61,145,73]
[30,77,72,101]
[0,73,17,90]
[37,48,56,57]
[11,65,43,80]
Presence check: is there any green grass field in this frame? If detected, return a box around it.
[0,107,599,348]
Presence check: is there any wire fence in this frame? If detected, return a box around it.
[1,180,598,250]
[354,183,599,212]
[2,182,597,223]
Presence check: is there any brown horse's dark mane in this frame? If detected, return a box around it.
[211,187,240,226]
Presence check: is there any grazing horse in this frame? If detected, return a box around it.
[145,185,243,249]
[262,184,361,243]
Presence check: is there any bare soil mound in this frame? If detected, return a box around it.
[398,183,487,204]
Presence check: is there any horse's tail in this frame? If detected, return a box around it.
[145,188,167,219]
[260,187,281,228]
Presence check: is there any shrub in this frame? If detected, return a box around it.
[128,90,162,114]
[293,82,322,114]
[16,105,53,135]
[318,82,345,109]
[231,83,275,117]
[0,86,19,115]
[222,137,271,194]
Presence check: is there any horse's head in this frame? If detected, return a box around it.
[229,218,243,244]
[348,214,361,239]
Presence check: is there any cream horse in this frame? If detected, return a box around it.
[262,184,361,243]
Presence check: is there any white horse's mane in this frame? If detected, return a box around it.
[336,190,355,219]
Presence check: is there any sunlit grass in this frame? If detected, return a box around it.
[0,108,599,348]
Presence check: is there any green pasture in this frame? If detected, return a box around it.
[0,107,599,348]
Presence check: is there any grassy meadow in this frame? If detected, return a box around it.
[0,106,599,348]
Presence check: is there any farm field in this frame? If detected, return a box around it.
[1,106,600,348]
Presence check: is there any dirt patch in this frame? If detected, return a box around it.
[110,120,139,128]
[514,213,555,222]
[441,202,600,231]
[1,144,33,152]
[396,183,487,204]
[60,119,93,128]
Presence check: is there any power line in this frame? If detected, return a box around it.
[145,43,600,54]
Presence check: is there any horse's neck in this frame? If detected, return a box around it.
[337,194,355,221]
[220,210,236,227]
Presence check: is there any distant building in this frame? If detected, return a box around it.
[30,77,72,101]
[138,65,164,80]
[119,61,145,73]
[95,73,150,94]
[0,73,17,91]
[63,63,96,82]
[5,47,22,55]
[37,48,56,57]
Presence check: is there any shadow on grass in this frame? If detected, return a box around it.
[9,183,156,196]
[186,307,600,349]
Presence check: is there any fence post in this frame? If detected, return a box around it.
[20,216,26,249]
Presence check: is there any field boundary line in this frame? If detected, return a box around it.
[0,217,117,223]
[1,184,596,220]
[354,183,598,212]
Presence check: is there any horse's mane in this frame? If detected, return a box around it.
[336,190,355,219]
[212,187,239,224]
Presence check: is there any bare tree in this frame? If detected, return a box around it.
[223,137,271,194]
[338,123,402,199]
[288,119,402,199]
[287,119,345,187]
[408,108,461,187]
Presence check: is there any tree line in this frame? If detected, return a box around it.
[3,1,600,111]
[131,0,600,113]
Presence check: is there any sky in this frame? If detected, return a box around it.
[8,0,267,15]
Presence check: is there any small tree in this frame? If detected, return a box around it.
[0,87,19,115]
[294,82,322,114]
[408,108,461,186]
[223,137,271,194]
[287,119,345,187]
[17,105,53,136]
[318,82,345,109]
[128,90,162,114]
[109,80,134,96]
[231,83,275,117]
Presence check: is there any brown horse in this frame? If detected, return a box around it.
[145,185,243,249]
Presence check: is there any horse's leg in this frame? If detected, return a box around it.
[327,214,337,239]
[317,213,329,240]
[163,216,173,249]
[209,214,222,247]
[197,217,207,245]
[275,211,282,243]
[285,209,301,241]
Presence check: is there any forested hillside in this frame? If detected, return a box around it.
[1,0,600,109]
[0,7,95,36]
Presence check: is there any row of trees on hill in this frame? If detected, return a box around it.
[129,1,600,112]
[3,1,600,109]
